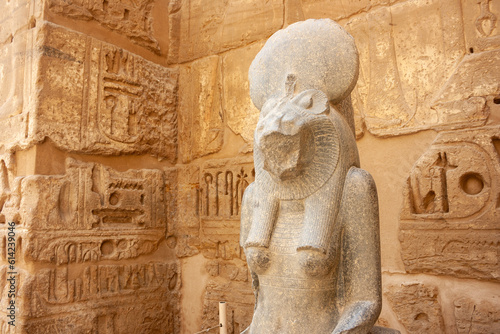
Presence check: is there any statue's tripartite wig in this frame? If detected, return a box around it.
[249,19,359,110]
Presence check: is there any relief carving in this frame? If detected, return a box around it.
[0,0,41,151]
[0,158,169,264]
[454,297,500,334]
[35,23,178,161]
[199,157,254,261]
[202,260,254,334]
[47,0,161,53]
[31,262,177,309]
[385,283,445,334]
[465,0,500,52]
[400,126,500,281]
[13,261,180,333]
[202,279,254,334]
[344,0,497,137]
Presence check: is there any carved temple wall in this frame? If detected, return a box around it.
[0,0,499,333]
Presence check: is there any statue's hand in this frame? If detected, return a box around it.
[245,246,271,274]
[332,301,379,334]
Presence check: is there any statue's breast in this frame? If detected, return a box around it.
[245,200,340,281]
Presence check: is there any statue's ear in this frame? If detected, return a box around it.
[291,89,329,115]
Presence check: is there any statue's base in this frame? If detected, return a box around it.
[241,325,401,333]
[370,326,401,334]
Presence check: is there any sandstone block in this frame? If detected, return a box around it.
[46,0,166,55]
[0,158,170,267]
[222,41,264,145]
[172,0,283,63]
[178,56,223,163]
[13,261,180,333]
[345,0,493,137]
[454,297,500,334]
[302,0,400,21]
[202,279,254,334]
[33,23,178,161]
[385,283,445,334]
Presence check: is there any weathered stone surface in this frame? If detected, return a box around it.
[178,56,223,163]
[0,157,170,260]
[222,42,264,144]
[345,0,494,137]
[0,156,180,332]
[6,261,180,333]
[172,0,283,63]
[400,125,500,281]
[46,0,164,54]
[0,0,43,152]
[454,297,500,334]
[385,283,445,334]
[242,19,385,334]
[33,23,178,161]
[1,1,500,333]
[17,158,167,229]
[166,165,201,258]
[301,0,401,21]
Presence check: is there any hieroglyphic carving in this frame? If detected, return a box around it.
[5,261,180,333]
[463,0,500,52]
[47,0,161,53]
[167,158,255,333]
[20,158,166,230]
[199,157,254,260]
[23,301,179,334]
[385,283,445,334]
[27,231,164,265]
[343,0,496,137]
[35,23,178,161]
[30,262,177,311]
[400,125,500,281]
[454,297,500,334]
[0,158,168,265]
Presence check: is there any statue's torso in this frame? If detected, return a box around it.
[246,200,342,334]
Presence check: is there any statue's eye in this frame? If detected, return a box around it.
[298,95,313,109]
[260,98,279,117]
[292,89,329,115]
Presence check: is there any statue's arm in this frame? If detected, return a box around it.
[333,167,382,334]
[240,182,255,247]
[239,183,260,312]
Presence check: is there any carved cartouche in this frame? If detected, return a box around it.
[240,19,382,334]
